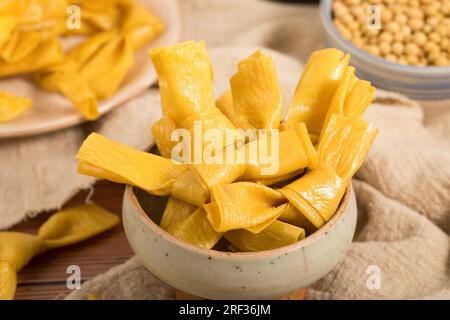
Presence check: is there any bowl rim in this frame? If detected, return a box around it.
[124,181,353,260]
[320,0,450,75]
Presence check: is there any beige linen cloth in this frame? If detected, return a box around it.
[0,0,448,299]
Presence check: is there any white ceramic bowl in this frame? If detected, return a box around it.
[320,0,450,101]
[122,183,357,300]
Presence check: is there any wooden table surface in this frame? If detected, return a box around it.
[11,180,134,300]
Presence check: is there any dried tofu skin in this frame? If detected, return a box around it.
[160,197,197,234]
[0,1,18,15]
[279,203,317,235]
[76,133,185,195]
[67,30,134,99]
[317,114,378,182]
[0,15,17,50]
[171,162,244,207]
[171,168,209,207]
[11,0,67,26]
[120,1,164,50]
[68,3,163,99]
[343,80,375,118]
[173,208,222,249]
[35,59,98,120]
[320,66,356,135]
[0,0,66,36]
[320,67,375,139]
[204,182,287,233]
[280,164,346,226]
[195,161,244,188]
[38,204,120,248]
[35,26,144,119]
[151,42,240,174]
[0,91,32,122]
[241,122,318,180]
[150,41,215,125]
[0,1,66,77]
[228,50,282,130]
[1,29,47,63]
[0,37,63,77]
[180,107,237,158]
[151,116,178,158]
[1,2,64,62]
[0,261,16,300]
[252,169,303,187]
[215,90,234,125]
[0,204,119,300]
[245,202,289,234]
[181,106,236,133]
[285,48,350,141]
[225,220,305,252]
[0,232,44,301]
[77,161,128,184]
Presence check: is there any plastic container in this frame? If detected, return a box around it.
[319,0,450,101]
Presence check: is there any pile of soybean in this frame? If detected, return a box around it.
[332,0,450,66]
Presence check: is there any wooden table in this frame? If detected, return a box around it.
[11,181,134,300]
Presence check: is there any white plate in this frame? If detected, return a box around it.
[0,0,181,139]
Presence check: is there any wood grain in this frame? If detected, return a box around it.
[11,180,134,300]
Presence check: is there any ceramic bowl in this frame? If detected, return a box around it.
[122,182,357,300]
[320,0,450,101]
